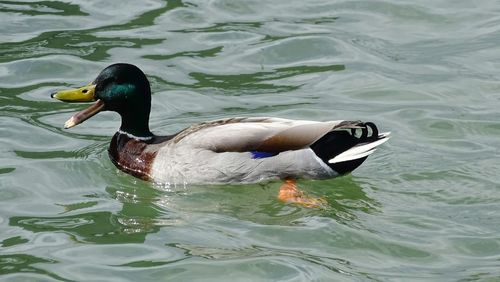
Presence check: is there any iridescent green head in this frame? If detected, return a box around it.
[52,63,153,137]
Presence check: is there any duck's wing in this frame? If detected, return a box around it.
[173,117,364,153]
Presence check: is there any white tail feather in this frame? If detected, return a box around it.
[329,148,377,163]
[379,131,391,138]
[328,132,391,164]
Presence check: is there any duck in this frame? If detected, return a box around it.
[52,63,390,204]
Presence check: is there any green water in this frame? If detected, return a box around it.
[1,0,500,281]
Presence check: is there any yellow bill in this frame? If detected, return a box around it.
[51,83,96,102]
[52,83,105,128]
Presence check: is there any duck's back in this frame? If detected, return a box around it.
[147,117,389,184]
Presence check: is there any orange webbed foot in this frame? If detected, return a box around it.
[278,178,327,208]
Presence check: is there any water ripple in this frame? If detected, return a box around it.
[2,0,500,280]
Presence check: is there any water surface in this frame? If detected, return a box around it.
[1,0,500,281]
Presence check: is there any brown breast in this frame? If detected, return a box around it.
[108,133,165,181]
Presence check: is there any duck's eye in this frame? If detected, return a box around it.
[82,89,88,94]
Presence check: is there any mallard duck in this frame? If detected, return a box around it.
[52,64,389,203]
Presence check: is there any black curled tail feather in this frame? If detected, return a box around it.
[310,121,383,175]
[350,122,379,142]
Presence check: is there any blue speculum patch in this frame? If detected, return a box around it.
[250,151,279,159]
